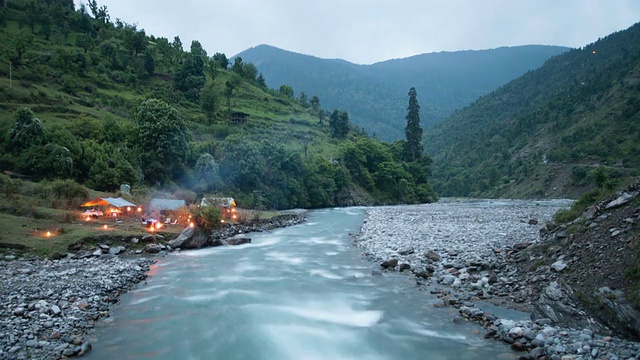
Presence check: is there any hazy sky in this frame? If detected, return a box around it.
[75,0,640,64]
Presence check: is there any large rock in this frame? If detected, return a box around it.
[424,250,441,262]
[169,227,209,249]
[144,244,163,253]
[225,234,252,246]
[380,259,398,269]
[605,192,637,210]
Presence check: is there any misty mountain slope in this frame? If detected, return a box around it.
[426,22,640,198]
[236,44,568,140]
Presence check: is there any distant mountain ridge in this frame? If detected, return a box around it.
[236,44,569,140]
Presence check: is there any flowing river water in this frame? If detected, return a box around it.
[85,207,521,360]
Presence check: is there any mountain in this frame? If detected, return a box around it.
[235,44,569,140]
[426,22,640,198]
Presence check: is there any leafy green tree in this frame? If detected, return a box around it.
[6,108,46,153]
[256,73,267,88]
[310,95,320,110]
[134,99,189,184]
[194,153,220,191]
[219,135,265,190]
[329,109,350,138]
[174,54,206,102]
[143,48,155,76]
[200,81,219,119]
[190,40,207,58]
[8,29,33,68]
[75,33,94,53]
[299,92,309,108]
[212,52,228,69]
[278,85,294,98]
[404,87,423,161]
[243,62,258,82]
[231,56,244,76]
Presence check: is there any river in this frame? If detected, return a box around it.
[85,207,519,360]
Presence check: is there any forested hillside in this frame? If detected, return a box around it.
[427,22,640,198]
[0,0,437,210]
[236,44,568,140]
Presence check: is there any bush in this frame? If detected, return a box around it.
[189,205,222,234]
[35,179,89,209]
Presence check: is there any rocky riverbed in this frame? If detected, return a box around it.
[0,256,154,359]
[354,199,640,360]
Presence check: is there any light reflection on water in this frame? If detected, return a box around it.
[85,206,518,360]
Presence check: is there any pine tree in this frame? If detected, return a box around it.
[404,87,423,161]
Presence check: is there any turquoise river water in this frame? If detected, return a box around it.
[85,207,518,360]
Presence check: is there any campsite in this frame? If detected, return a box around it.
[0,176,254,258]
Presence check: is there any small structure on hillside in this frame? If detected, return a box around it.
[201,196,237,219]
[229,111,249,123]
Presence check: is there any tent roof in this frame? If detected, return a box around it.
[149,199,186,211]
[103,197,136,208]
[81,197,136,208]
[201,197,236,208]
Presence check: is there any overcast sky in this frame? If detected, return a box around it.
[75,0,640,64]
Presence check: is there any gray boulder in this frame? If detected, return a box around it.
[425,250,441,262]
[144,244,163,254]
[225,234,252,246]
[380,259,398,269]
[169,227,209,249]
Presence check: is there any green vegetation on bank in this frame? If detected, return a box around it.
[0,0,437,214]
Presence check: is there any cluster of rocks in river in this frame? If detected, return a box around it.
[354,198,640,360]
[0,212,306,359]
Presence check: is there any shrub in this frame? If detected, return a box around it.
[189,205,222,234]
[35,179,89,209]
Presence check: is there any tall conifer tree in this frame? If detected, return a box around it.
[404,87,423,161]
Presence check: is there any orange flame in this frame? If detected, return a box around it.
[85,217,91,222]
[45,231,52,237]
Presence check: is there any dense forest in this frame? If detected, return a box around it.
[426,21,640,199]
[236,44,568,141]
[0,0,437,210]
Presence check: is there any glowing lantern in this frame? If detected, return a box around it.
[103,225,108,230]
[189,222,195,228]
[220,219,225,223]
[45,231,52,237]
[127,207,132,212]
[232,215,237,220]
[85,217,91,222]
[137,207,142,213]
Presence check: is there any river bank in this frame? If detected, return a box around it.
[353,199,640,359]
[0,211,308,359]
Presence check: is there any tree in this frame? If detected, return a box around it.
[75,33,94,53]
[212,52,228,69]
[195,153,220,191]
[200,81,218,120]
[143,48,155,77]
[190,40,207,58]
[404,87,423,161]
[6,108,46,153]
[310,95,320,110]
[243,63,258,82]
[299,92,309,108]
[329,109,350,139]
[231,56,244,76]
[278,84,294,98]
[134,99,188,184]
[256,73,266,88]
[174,54,206,102]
